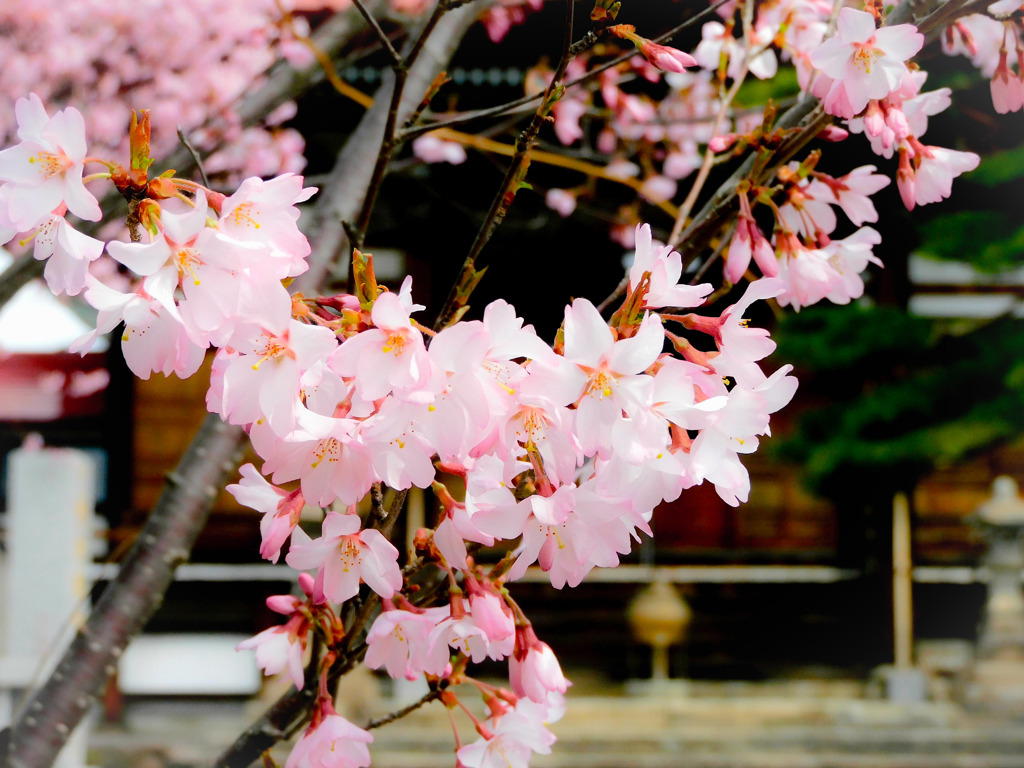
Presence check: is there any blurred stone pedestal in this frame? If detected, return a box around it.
[965,657,1024,710]
[967,477,1024,713]
[625,678,691,698]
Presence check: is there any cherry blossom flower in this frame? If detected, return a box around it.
[330,278,436,403]
[561,300,664,457]
[464,574,514,643]
[286,511,402,604]
[365,601,451,679]
[810,9,924,118]
[412,132,468,164]
[630,224,713,309]
[457,695,560,768]
[509,624,570,703]
[226,463,305,563]
[0,94,101,230]
[431,608,515,663]
[236,606,309,690]
[637,40,697,74]
[901,141,980,209]
[286,702,373,768]
[255,407,374,507]
[74,276,205,380]
[216,173,316,276]
[824,165,891,225]
[214,320,339,436]
[545,188,577,217]
[28,212,104,296]
[991,58,1024,114]
[107,190,291,346]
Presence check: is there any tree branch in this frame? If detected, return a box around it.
[302,0,487,290]
[669,0,979,264]
[433,0,583,330]
[400,0,733,141]
[4,415,247,768]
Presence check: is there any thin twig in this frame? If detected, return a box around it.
[349,0,455,248]
[433,0,582,330]
[401,0,733,141]
[366,687,442,730]
[668,0,754,245]
[352,0,404,65]
[176,126,211,189]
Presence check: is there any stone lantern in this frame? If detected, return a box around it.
[968,476,1024,708]
[627,575,691,688]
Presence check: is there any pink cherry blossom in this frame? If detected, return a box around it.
[286,511,402,604]
[412,132,468,164]
[826,165,891,225]
[430,609,515,663]
[329,278,436,403]
[630,224,713,309]
[638,40,697,74]
[256,408,375,508]
[286,703,373,768]
[0,94,100,230]
[215,320,339,436]
[907,142,980,208]
[236,613,308,690]
[457,695,559,768]
[74,276,205,380]
[810,9,923,118]
[226,463,305,563]
[545,188,577,217]
[29,212,104,296]
[464,574,514,643]
[365,601,451,679]
[216,173,317,276]
[509,624,570,703]
[561,301,664,457]
[107,190,288,346]
[990,49,1024,113]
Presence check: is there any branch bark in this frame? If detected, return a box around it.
[302,0,488,290]
[3,416,247,768]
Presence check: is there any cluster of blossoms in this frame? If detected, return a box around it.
[941,0,1024,114]
[0,0,316,183]
[420,0,995,312]
[0,89,797,768]
[5,0,1013,763]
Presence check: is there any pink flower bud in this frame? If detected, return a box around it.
[510,625,570,703]
[266,594,302,615]
[638,40,697,73]
[817,125,849,142]
[897,148,916,211]
[863,101,885,137]
[709,134,737,153]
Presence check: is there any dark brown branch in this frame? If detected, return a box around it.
[352,0,403,66]
[365,687,442,730]
[4,416,247,768]
[302,1,486,290]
